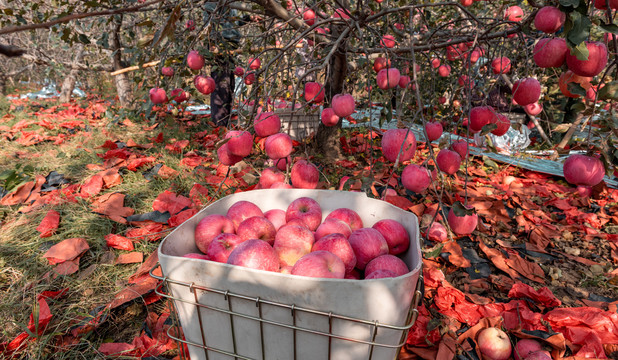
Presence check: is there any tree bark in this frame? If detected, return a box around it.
[59,44,85,103]
[111,15,133,108]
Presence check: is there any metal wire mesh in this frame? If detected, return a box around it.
[276,109,320,140]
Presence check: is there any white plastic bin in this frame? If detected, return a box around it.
[157,189,422,360]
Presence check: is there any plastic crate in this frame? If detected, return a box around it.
[154,189,423,360]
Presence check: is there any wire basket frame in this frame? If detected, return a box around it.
[150,265,424,360]
[276,109,320,140]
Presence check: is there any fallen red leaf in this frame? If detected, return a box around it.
[152,190,192,216]
[91,193,134,224]
[80,175,104,198]
[157,165,179,179]
[36,210,60,238]
[115,252,143,264]
[168,208,197,227]
[105,234,134,251]
[508,282,561,308]
[43,238,90,265]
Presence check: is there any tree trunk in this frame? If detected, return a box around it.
[111,15,133,108]
[0,69,6,95]
[59,44,84,103]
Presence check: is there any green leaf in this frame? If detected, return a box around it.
[570,41,590,61]
[559,0,579,7]
[569,101,586,113]
[600,22,618,34]
[451,201,475,217]
[482,155,499,171]
[480,123,497,136]
[423,243,443,259]
[567,12,591,48]
[567,82,587,96]
[77,34,90,44]
[0,170,14,180]
[598,81,618,101]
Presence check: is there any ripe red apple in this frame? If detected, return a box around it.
[185,20,195,31]
[563,154,605,187]
[325,208,363,231]
[149,88,167,104]
[312,233,356,273]
[566,41,608,77]
[194,75,216,95]
[512,78,541,106]
[332,8,350,19]
[255,112,281,137]
[458,75,474,89]
[504,6,523,21]
[161,67,174,76]
[290,160,319,189]
[513,339,543,360]
[372,219,410,255]
[373,57,391,72]
[365,254,409,278]
[447,205,478,236]
[225,130,253,157]
[170,88,189,103]
[534,6,565,33]
[244,72,256,85]
[525,351,552,360]
[427,222,448,242]
[477,327,512,360]
[227,239,280,272]
[264,209,286,231]
[348,228,389,270]
[227,200,264,231]
[332,94,355,117]
[470,106,498,132]
[206,233,246,263]
[274,224,316,267]
[559,71,592,98]
[286,197,322,231]
[430,58,440,69]
[184,253,209,260]
[365,269,397,279]
[248,57,261,70]
[187,50,204,70]
[492,114,511,136]
[425,121,443,142]
[237,216,276,244]
[438,64,451,77]
[523,102,543,116]
[314,219,352,240]
[258,167,285,189]
[303,8,316,25]
[594,0,618,10]
[436,149,462,175]
[491,57,511,74]
[265,133,293,159]
[401,164,432,193]
[217,144,243,166]
[304,82,325,103]
[234,66,244,76]
[291,250,345,279]
[398,75,411,88]
[533,38,567,68]
[377,68,401,89]
[381,128,417,163]
[451,140,469,159]
[381,35,396,48]
[194,214,235,254]
[321,107,340,127]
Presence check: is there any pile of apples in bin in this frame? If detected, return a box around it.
[186,197,411,279]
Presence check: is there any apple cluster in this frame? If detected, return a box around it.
[477,327,551,360]
[188,197,411,279]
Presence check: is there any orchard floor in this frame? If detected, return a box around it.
[0,95,617,359]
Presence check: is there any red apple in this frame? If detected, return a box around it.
[149,88,167,104]
[321,107,340,127]
[381,128,417,163]
[264,209,286,231]
[286,197,322,231]
[345,268,361,279]
[244,72,256,85]
[237,216,276,244]
[303,8,316,25]
[512,78,541,106]
[184,252,209,260]
[377,68,401,89]
[533,38,567,68]
[513,339,543,360]
[254,112,281,137]
[566,41,608,77]
[314,219,352,240]
[534,6,565,33]
[381,35,396,48]
[477,327,512,360]
[401,164,432,193]
[365,269,397,279]
[206,233,246,263]
[234,66,244,76]
[348,228,389,270]
[523,102,543,116]
[217,144,243,166]
[225,130,253,157]
[431,58,441,68]
[325,208,363,231]
[274,224,315,267]
[332,94,355,117]
[291,160,319,189]
[373,57,391,72]
[365,254,409,278]
[425,121,443,142]
[525,351,552,360]
[187,50,204,70]
[227,239,280,272]
[227,200,264,231]
[447,205,478,236]
[398,75,411,88]
[563,154,605,187]
[161,67,174,76]
[312,233,356,273]
[194,75,216,95]
[304,82,325,103]
[458,75,474,88]
[291,250,345,279]
[258,167,285,189]
[559,71,592,98]
[248,57,261,70]
[436,149,462,175]
[470,106,498,132]
[171,88,189,103]
[427,222,448,243]
[185,20,195,31]
[491,57,511,74]
[438,64,451,77]
[504,6,523,21]
[372,219,410,255]
[594,0,618,10]
[265,133,293,159]
[194,214,235,254]
[275,155,291,171]
[492,114,511,136]
[451,140,469,159]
